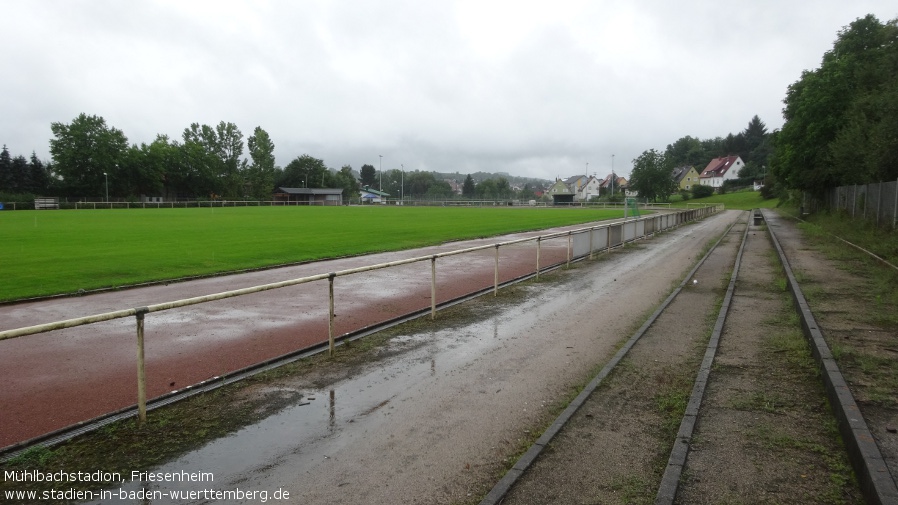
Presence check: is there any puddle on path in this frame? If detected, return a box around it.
[81,279,583,504]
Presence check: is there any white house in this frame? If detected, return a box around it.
[575,176,603,201]
[699,156,743,188]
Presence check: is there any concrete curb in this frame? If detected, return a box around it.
[764,209,898,505]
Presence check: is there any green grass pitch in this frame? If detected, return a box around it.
[1,206,624,302]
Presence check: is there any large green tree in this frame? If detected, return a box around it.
[629,149,675,202]
[742,115,768,163]
[278,154,330,188]
[143,135,182,199]
[359,164,377,187]
[117,143,165,198]
[0,146,12,191]
[774,14,898,197]
[425,180,455,199]
[214,121,246,196]
[664,136,705,168]
[0,147,52,195]
[405,171,438,197]
[333,165,360,203]
[246,126,276,200]
[180,124,220,198]
[461,174,476,198]
[50,113,128,197]
[28,152,51,194]
[181,121,245,198]
[10,155,30,193]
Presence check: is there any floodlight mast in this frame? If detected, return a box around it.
[611,155,615,196]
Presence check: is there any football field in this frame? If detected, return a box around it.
[1,206,623,302]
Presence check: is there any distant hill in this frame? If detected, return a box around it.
[433,171,552,189]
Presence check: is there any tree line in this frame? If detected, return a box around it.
[356,165,537,201]
[0,113,364,202]
[628,114,775,202]
[0,149,51,198]
[1,113,546,203]
[628,13,897,204]
[772,14,898,199]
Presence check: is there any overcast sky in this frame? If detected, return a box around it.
[2,1,894,181]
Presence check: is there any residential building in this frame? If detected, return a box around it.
[563,175,589,193]
[576,176,603,201]
[546,178,575,205]
[599,173,628,195]
[672,166,701,191]
[699,156,743,188]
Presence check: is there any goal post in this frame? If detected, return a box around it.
[624,197,640,219]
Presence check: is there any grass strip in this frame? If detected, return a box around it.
[0,206,621,302]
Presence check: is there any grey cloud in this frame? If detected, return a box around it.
[1,0,892,181]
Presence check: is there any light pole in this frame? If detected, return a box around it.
[379,155,383,192]
[103,172,109,203]
[401,164,404,204]
[611,154,615,197]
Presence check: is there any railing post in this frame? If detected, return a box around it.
[135,307,149,425]
[865,183,869,220]
[328,273,336,356]
[535,237,541,280]
[431,256,437,320]
[494,244,500,296]
[589,228,594,260]
[606,226,611,253]
[566,232,572,268]
[893,178,898,230]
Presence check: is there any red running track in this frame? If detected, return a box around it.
[0,228,583,449]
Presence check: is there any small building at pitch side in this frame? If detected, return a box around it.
[273,187,344,205]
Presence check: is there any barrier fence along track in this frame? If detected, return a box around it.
[0,206,719,456]
[822,178,898,229]
[0,199,680,210]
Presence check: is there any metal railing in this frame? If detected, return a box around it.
[0,205,721,425]
[0,199,687,210]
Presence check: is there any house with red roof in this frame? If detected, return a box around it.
[599,173,628,195]
[699,156,744,189]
